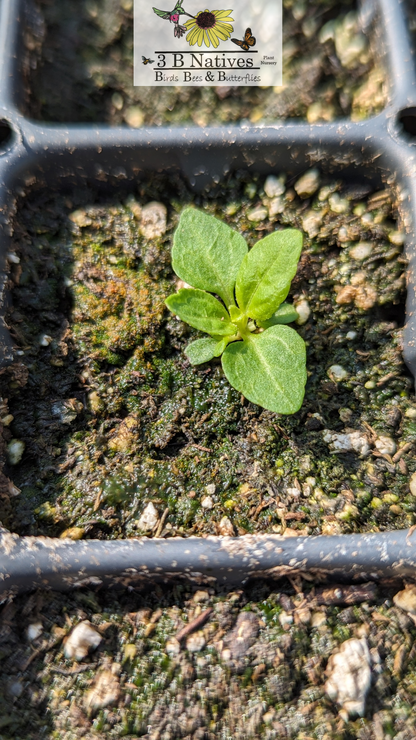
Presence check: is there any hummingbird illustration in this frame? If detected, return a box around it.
[153,1,194,36]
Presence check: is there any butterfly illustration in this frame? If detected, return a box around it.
[231,28,256,51]
[142,55,155,65]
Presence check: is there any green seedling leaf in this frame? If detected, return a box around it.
[185,336,230,365]
[235,229,302,321]
[165,288,236,336]
[172,208,248,306]
[257,302,298,329]
[222,325,306,414]
[164,209,307,415]
[185,338,219,365]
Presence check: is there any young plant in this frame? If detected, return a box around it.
[165,208,307,414]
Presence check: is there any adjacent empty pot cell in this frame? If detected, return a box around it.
[2,578,416,738]
[21,0,386,126]
[1,171,413,542]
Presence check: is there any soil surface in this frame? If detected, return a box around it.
[21,0,386,125]
[0,172,413,543]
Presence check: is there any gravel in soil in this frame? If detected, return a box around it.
[1,578,416,739]
[0,170,413,540]
[21,0,386,126]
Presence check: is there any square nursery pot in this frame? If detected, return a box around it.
[0,0,416,597]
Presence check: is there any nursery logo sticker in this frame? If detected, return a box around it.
[134,0,282,86]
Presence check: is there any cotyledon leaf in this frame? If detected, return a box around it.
[235,229,302,321]
[165,288,236,336]
[172,208,248,307]
[221,325,306,414]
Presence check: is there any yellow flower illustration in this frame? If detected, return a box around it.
[185,9,234,48]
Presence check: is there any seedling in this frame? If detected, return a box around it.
[165,208,307,413]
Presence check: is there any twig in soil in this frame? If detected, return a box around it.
[372,450,394,468]
[321,324,336,335]
[252,501,269,520]
[175,608,213,642]
[50,662,98,676]
[93,489,102,511]
[376,372,397,386]
[313,582,377,606]
[155,507,169,537]
[362,420,377,441]
[190,444,211,453]
[22,636,64,671]
[392,442,414,463]
[273,424,290,440]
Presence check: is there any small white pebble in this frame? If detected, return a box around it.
[394,584,416,613]
[279,611,294,627]
[193,590,209,603]
[40,334,53,347]
[165,637,181,655]
[323,430,370,456]
[218,516,235,536]
[286,487,301,497]
[140,202,167,239]
[349,242,372,260]
[295,299,311,325]
[361,212,373,225]
[124,106,144,128]
[302,210,324,238]
[325,637,371,718]
[205,483,216,495]
[346,331,357,340]
[7,253,20,264]
[338,226,350,243]
[374,435,396,456]
[84,666,121,714]
[388,230,405,246]
[264,175,285,198]
[319,19,336,43]
[64,621,102,661]
[294,168,320,198]
[137,502,159,532]
[328,365,348,382]
[69,209,92,227]
[268,196,285,217]
[328,193,349,214]
[201,495,213,510]
[7,439,25,465]
[186,631,206,652]
[26,622,43,642]
[409,472,416,497]
[311,611,327,628]
[248,207,268,222]
[405,408,416,419]
[112,92,124,110]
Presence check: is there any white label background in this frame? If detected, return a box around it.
[134,0,282,87]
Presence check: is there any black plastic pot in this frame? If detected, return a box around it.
[0,0,416,597]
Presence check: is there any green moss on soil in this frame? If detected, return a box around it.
[0,171,413,541]
[22,0,386,125]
